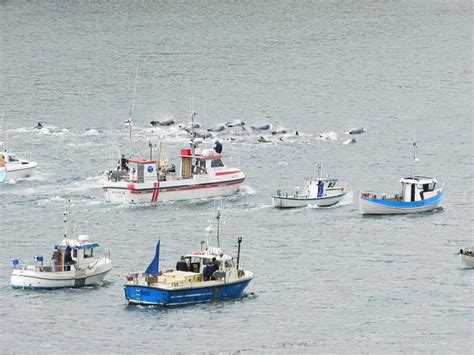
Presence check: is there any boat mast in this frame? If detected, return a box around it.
[236,237,242,270]
[127,55,141,158]
[410,131,418,178]
[316,163,322,179]
[63,199,70,240]
[215,207,221,248]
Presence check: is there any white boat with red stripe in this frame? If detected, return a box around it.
[103,141,245,204]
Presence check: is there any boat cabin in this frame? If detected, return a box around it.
[399,176,439,202]
[53,235,100,271]
[176,251,234,280]
[303,177,340,198]
[179,148,225,179]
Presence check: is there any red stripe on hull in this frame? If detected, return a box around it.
[215,170,241,176]
[115,178,244,195]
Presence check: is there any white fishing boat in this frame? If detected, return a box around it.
[103,115,245,204]
[0,149,37,181]
[10,201,112,289]
[272,164,346,208]
[359,140,444,215]
[0,152,6,184]
[459,247,474,268]
[124,208,253,306]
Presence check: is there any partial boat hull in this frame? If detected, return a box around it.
[103,175,245,204]
[10,262,112,289]
[124,277,252,306]
[272,191,346,208]
[359,191,443,215]
[461,254,474,268]
[6,162,38,181]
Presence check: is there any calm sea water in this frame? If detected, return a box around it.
[0,0,472,353]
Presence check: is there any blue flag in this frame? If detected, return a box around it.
[145,241,160,275]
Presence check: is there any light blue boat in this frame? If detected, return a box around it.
[359,141,444,215]
[124,210,253,306]
[359,178,444,215]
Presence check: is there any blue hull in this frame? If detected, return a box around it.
[124,279,252,306]
[360,191,443,215]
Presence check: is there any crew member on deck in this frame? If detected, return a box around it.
[214,140,223,154]
[120,154,129,172]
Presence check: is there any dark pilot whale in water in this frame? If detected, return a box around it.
[207,125,226,132]
[193,131,213,139]
[251,124,271,131]
[346,128,367,135]
[225,119,245,128]
[150,119,175,127]
[271,128,287,135]
[257,136,270,143]
[343,138,357,145]
[34,122,43,129]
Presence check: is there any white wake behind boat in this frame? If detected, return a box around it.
[103,141,245,204]
[272,165,346,208]
[0,150,38,181]
[460,247,474,268]
[10,201,112,289]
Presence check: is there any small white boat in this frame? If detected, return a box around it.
[460,247,474,268]
[272,164,346,208]
[359,141,443,215]
[0,152,6,183]
[1,150,38,181]
[10,201,112,289]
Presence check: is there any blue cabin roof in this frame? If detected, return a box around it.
[54,242,100,249]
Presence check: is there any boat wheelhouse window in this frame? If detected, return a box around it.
[9,155,18,162]
[328,182,336,188]
[73,249,78,258]
[423,183,435,192]
[211,159,224,168]
[84,248,94,258]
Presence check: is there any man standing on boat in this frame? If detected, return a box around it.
[119,154,129,172]
[214,140,222,154]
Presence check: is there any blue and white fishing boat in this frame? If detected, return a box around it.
[359,140,444,215]
[10,200,112,289]
[124,209,253,306]
[0,151,6,184]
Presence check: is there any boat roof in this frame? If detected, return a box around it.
[54,239,100,249]
[129,158,156,164]
[185,251,232,262]
[400,176,437,184]
[305,177,338,182]
[179,151,223,160]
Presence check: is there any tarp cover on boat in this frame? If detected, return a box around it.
[145,241,160,275]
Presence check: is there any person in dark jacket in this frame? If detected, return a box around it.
[64,246,76,271]
[214,140,223,154]
[120,154,129,172]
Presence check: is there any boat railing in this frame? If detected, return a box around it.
[107,170,130,182]
[360,191,401,201]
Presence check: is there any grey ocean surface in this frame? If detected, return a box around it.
[0,0,472,353]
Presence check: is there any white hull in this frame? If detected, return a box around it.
[10,261,112,289]
[103,174,245,204]
[359,198,441,215]
[273,191,345,208]
[461,254,474,268]
[6,162,38,181]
